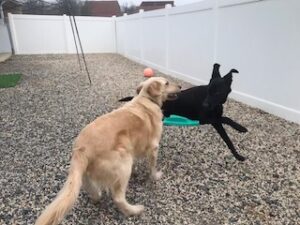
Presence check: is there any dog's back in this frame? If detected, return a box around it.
[163,85,207,119]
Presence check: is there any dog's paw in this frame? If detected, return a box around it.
[132,205,145,215]
[151,171,163,181]
[236,155,246,161]
[90,196,101,203]
[124,205,145,216]
[88,191,102,203]
[239,127,248,133]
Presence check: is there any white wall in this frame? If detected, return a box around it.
[0,22,12,53]
[8,14,116,54]
[116,0,300,124]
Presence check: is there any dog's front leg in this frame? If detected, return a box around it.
[212,123,246,161]
[148,145,163,181]
[221,116,248,133]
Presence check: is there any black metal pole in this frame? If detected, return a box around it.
[71,15,92,85]
[65,0,92,85]
[69,15,82,70]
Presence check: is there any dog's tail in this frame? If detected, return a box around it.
[118,96,134,102]
[35,148,88,225]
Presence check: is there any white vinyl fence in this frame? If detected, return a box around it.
[116,0,300,124]
[0,22,12,53]
[6,0,300,124]
[8,14,116,54]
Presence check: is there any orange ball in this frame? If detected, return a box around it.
[143,67,154,77]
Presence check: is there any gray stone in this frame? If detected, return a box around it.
[0,54,299,225]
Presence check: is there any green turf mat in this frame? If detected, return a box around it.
[0,73,21,88]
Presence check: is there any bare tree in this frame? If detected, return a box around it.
[54,0,82,16]
[21,0,82,15]
[80,0,90,16]
[22,0,51,15]
[120,2,138,15]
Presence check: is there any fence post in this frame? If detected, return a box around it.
[8,13,19,54]
[63,14,71,53]
[165,4,171,71]
[123,13,128,57]
[112,15,117,53]
[139,9,144,63]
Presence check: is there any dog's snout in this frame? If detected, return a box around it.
[178,85,182,89]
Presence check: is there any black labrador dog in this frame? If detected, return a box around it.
[119,64,248,161]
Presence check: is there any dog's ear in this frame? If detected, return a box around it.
[211,63,221,79]
[224,68,239,77]
[147,81,161,97]
[229,69,239,74]
[223,68,238,85]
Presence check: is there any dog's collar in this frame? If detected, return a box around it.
[149,97,161,107]
[140,95,161,107]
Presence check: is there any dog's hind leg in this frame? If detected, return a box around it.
[82,175,102,202]
[111,155,144,216]
[148,145,163,181]
[212,123,246,161]
[221,117,248,133]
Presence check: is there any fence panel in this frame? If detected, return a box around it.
[5,0,300,123]
[8,14,116,54]
[116,0,300,123]
[0,23,12,53]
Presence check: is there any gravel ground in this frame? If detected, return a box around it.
[0,54,299,225]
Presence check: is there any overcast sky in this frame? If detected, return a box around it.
[117,0,202,6]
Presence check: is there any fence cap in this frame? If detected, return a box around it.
[165,4,172,9]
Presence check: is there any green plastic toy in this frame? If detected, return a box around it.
[163,115,199,126]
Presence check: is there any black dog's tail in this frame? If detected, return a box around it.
[118,96,134,102]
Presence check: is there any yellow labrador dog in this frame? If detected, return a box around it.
[35,77,181,225]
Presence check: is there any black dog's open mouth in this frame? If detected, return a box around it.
[167,93,178,100]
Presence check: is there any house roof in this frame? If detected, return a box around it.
[83,0,121,17]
